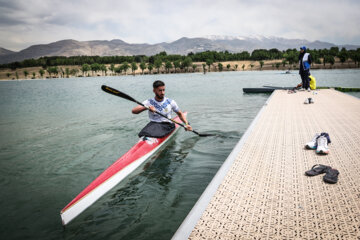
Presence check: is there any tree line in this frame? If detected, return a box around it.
[1,47,360,71]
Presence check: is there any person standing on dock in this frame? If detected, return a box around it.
[132,80,192,137]
[299,46,312,91]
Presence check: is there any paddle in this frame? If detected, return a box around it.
[101,85,214,137]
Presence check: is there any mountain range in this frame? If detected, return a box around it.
[0,36,359,64]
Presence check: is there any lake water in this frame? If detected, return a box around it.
[0,69,359,240]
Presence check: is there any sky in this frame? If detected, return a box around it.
[0,0,360,51]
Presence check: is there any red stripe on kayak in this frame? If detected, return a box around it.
[61,116,181,213]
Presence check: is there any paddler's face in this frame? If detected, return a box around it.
[154,86,165,100]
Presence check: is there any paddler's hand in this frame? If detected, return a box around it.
[185,123,192,131]
[148,106,156,113]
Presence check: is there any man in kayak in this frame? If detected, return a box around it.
[132,80,192,138]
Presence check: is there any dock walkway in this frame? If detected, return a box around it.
[173,89,360,239]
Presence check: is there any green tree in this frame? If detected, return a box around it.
[349,50,360,67]
[242,64,245,71]
[309,50,320,64]
[338,48,348,64]
[206,59,213,72]
[173,60,181,73]
[140,62,146,74]
[234,64,238,71]
[131,62,138,75]
[100,64,107,76]
[154,59,162,73]
[39,69,45,78]
[32,72,36,79]
[147,63,154,74]
[65,68,70,78]
[165,61,172,73]
[192,64,197,72]
[23,70,29,79]
[315,58,322,64]
[324,55,335,67]
[218,62,223,72]
[329,47,339,56]
[109,64,115,75]
[47,66,58,78]
[328,55,335,67]
[283,51,294,67]
[181,57,192,72]
[70,68,78,77]
[148,56,155,65]
[90,63,101,76]
[276,63,280,69]
[251,49,270,60]
[46,68,51,78]
[16,72,19,79]
[6,73,11,78]
[259,61,264,70]
[122,62,130,74]
[226,64,231,71]
[250,64,254,70]
[81,64,91,76]
[59,68,65,78]
[202,63,206,74]
[158,51,167,57]
[114,66,122,75]
[53,67,59,77]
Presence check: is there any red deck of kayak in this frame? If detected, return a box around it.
[61,119,181,213]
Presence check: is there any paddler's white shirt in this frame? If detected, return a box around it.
[142,97,179,122]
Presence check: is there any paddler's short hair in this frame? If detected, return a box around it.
[153,80,165,89]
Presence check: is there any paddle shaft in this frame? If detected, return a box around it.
[101,85,210,137]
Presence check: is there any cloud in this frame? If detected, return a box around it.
[0,0,359,51]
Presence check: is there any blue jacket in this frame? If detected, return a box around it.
[299,52,312,72]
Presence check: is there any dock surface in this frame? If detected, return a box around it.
[173,89,360,239]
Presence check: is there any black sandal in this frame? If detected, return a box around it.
[305,164,331,176]
[323,168,339,184]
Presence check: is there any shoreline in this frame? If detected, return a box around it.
[0,59,358,81]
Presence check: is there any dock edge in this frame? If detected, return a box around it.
[172,92,276,240]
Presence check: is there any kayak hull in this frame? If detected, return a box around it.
[60,114,184,225]
[243,88,275,93]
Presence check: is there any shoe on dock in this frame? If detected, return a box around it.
[323,168,339,184]
[305,164,331,176]
[316,136,330,154]
[305,133,320,149]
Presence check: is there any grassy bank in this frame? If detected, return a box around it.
[0,58,358,81]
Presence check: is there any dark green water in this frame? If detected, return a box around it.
[0,70,359,240]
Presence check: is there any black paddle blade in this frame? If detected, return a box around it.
[101,85,140,104]
[192,130,216,137]
[198,133,216,137]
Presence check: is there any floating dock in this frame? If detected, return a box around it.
[173,89,360,239]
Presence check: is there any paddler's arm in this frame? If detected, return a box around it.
[132,105,156,114]
[176,110,192,131]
